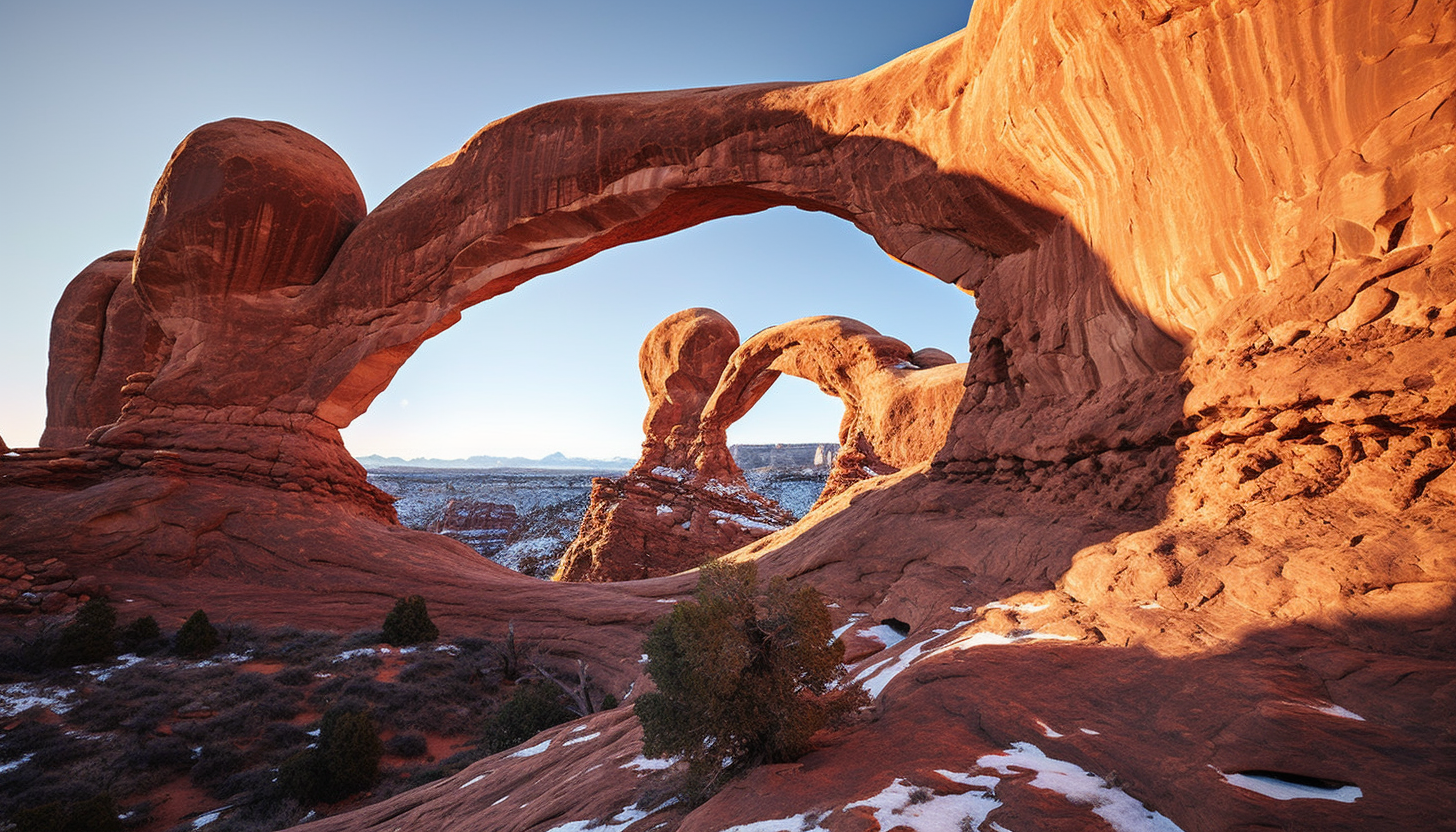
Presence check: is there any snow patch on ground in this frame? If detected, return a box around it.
[979,742,1184,831]
[459,774,488,789]
[708,510,784,532]
[655,504,674,516]
[0,753,34,775]
[89,653,146,681]
[542,798,677,832]
[862,624,907,648]
[621,754,678,771]
[832,613,867,640]
[1221,772,1363,803]
[1284,700,1366,721]
[844,777,1002,831]
[0,682,77,718]
[852,618,1079,699]
[331,648,376,662]
[652,466,688,481]
[190,806,231,828]
[508,739,551,758]
[717,812,830,832]
[563,732,601,746]
[1036,720,1065,738]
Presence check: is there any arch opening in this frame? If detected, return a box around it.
[340,206,975,575]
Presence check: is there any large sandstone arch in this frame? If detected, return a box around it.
[48,25,1186,520]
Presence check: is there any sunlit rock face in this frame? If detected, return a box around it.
[2,0,1454,828]
[698,315,965,508]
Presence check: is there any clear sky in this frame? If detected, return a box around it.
[1,0,979,461]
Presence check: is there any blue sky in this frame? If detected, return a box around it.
[1,0,978,460]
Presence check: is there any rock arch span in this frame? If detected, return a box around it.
[46,25,1187,524]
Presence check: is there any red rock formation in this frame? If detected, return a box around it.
[698,315,964,507]
[1,0,1453,829]
[426,499,519,536]
[555,309,793,582]
[41,250,168,448]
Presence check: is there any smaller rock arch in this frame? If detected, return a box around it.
[554,310,963,582]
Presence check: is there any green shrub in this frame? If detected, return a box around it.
[600,693,618,710]
[383,732,428,758]
[174,610,220,658]
[50,599,116,666]
[482,681,573,754]
[281,706,383,804]
[634,562,864,801]
[382,595,438,646]
[117,615,162,654]
[10,792,123,832]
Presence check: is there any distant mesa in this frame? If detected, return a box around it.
[426,499,520,556]
[356,452,633,471]
[729,443,838,470]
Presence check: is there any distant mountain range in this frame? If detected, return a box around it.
[356,443,840,472]
[356,451,634,471]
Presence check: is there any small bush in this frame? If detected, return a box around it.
[51,599,116,666]
[281,706,383,804]
[260,722,311,751]
[383,733,429,758]
[600,693,618,710]
[175,610,220,658]
[634,562,865,802]
[272,666,314,687]
[382,595,438,646]
[482,681,573,754]
[117,616,162,654]
[11,791,123,832]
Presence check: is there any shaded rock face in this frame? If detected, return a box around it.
[41,250,169,448]
[425,498,519,556]
[554,309,795,582]
[1,0,1453,829]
